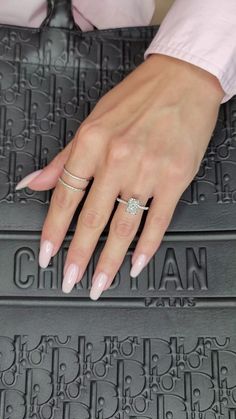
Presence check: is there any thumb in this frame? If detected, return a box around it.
[15,140,73,191]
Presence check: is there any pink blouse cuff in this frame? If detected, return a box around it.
[144,40,234,104]
[144,0,236,105]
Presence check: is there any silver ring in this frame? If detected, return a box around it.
[58,176,87,192]
[63,165,92,182]
[116,197,149,215]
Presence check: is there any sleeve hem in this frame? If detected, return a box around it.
[144,41,236,104]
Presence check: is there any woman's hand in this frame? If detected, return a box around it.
[15,53,224,299]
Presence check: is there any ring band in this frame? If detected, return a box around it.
[117,197,149,215]
[58,176,87,192]
[63,165,92,182]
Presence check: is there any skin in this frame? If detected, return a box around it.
[26,53,224,294]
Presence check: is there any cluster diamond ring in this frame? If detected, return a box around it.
[116,197,149,215]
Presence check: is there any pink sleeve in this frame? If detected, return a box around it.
[144,0,236,104]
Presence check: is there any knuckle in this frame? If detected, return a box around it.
[76,121,104,147]
[106,141,132,165]
[171,162,186,181]
[167,156,193,183]
[98,253,119,268]
[112,218,135,238]
[78,122,94,138]
[51,151,66,171]
[139,152,157,173]
[149,213,170,231]
[68,246,88,261]
[70,124,103,162]
[80,208,104,229]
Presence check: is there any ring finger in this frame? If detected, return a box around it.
[88,187,152,300]
[61,164,123,292]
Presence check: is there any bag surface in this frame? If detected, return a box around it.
[0,0,236,417]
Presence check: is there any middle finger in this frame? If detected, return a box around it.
[61,167,122,293]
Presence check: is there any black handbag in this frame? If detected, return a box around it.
[0,0,236,417]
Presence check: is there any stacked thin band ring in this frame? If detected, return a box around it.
[58,165,150,214]
[63,166,93,182]
[58,177,87,192]
[58,165,92,192]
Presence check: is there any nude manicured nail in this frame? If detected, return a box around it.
[39,240,54,268]
[15,169,43,190]
[90,272,108,300]
[130,254,147,277]
[62,264,79,293]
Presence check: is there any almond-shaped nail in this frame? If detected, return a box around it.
[39,240,54,268]
[62,264,79,294]
[15,169,43,190]
[90,272,108,300]
[130,254,147,277]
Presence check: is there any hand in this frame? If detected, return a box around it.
[15,53,224,299]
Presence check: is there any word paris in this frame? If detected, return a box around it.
[14,245,208,292]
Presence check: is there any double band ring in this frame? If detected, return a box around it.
[58,165,93,192]
[58,177,87,192]
[63,166,93,182]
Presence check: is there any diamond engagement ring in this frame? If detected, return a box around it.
[116,197,149,215]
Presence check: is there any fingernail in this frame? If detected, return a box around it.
[15,169,43,190]
[62,263,79,293]
[130,254,147,277]
[39,240,54,268]
[90,272,108,300]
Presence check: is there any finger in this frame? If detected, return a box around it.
[38,127,99,269]
[89,189,152,300]
[128,180,190,279]
[61,167,122,293]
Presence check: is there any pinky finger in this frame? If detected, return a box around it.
[129,184,187,278]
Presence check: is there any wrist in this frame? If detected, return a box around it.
[146,53,225,106]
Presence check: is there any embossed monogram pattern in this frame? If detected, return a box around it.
[0,335,236,419]
[1,334,236,418]
[181,101,236,205]
[0,25,158,206]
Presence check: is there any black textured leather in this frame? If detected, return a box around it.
[42,0,79,30]
[0,1,236,417]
